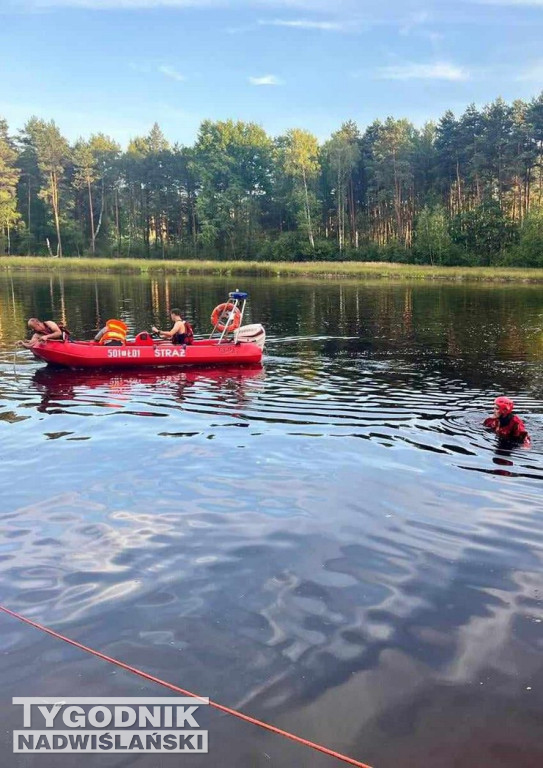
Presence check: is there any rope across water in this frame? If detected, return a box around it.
[0,604,373,768]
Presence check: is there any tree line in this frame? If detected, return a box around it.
[1,93,542,266]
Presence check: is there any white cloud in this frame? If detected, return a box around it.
[258,18,345,30]
[376,61,470,81]
[158,64,186,82]
[248,74,283,86]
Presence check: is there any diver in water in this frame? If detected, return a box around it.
[484,396,531,447]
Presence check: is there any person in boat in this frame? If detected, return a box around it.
[94,319,128,346]
[152,309,187,345]
[484,396,531,446]
[18,318,63,348]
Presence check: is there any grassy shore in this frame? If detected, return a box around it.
[1,256,543,282]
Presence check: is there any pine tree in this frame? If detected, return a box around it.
[22,118,70,256]
[0,118,20,255]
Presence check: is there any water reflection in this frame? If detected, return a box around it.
[32,365,265,416]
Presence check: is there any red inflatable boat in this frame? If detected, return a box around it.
[31,329,265,369]
[30,291,266,370]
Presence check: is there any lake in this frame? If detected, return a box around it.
[0,273,542,768]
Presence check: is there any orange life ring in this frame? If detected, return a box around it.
[211,303,241,333]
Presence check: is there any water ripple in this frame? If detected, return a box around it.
[1,279,542,767]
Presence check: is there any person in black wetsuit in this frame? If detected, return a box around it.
[152,309,187,344]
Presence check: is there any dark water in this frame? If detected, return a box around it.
[0,274,542,768]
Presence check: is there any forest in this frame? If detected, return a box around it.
[0,93,542,266]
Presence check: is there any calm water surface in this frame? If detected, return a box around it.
[0,274,542,768]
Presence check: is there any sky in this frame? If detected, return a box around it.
[0,0,542,147]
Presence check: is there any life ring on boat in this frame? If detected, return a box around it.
[211,303,241,332]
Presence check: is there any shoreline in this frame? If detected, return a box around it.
[1,256,543,283]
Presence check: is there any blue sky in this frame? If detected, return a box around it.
[1,0,542,146]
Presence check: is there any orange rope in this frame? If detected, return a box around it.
[0,604,373,768]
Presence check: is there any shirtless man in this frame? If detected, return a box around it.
[18,318,63,348]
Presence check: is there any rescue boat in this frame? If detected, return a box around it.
[30,291,266,370]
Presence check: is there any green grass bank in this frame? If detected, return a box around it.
[2,256,543,282]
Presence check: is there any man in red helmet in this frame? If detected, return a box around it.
[484,397,530,445]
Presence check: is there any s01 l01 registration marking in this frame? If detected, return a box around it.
[107,349,141,358]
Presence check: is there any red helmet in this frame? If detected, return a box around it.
[494,396,514,415]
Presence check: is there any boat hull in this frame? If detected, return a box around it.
[31,338,263,369]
